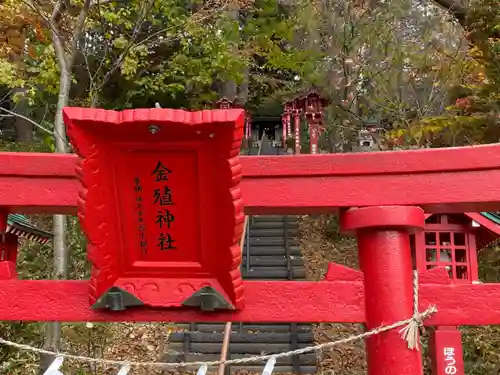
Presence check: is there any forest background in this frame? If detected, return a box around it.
[0,0,500,373]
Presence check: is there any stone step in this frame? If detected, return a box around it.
[173,324,312,333]
[249,228,299,238]
[249,237,300,247]
[252,215,298,223]
[163,362,316,374]
[250,221,299,230]
[242,266,306,279]
[165,354,316,367]
[167,331,314,343]
[167,342,311,355]
[241,246,301,256]
[241,256,304,267]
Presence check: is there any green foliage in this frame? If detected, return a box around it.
[77,0,310,109]
[0,59,25,89]
[0,0,317,113]
[387,0,500,148]
[23,45,61,97]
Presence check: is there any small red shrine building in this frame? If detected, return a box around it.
[414,212,500,282]
[414,212,500,375]
[0,214,52,279]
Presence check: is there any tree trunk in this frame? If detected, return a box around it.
[238,64,250,106]
[12,93,34,143]
[40,70,70,373]
[40,20,72,374]
[220,4,239,101]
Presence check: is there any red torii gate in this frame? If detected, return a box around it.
[1,107,500,375]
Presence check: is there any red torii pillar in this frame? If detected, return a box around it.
[303,92,328,154]
[292,106,301,154]
[282,101,293,144]
[342,206,425,375]
[281,113,287,142]
[246,116,252,140]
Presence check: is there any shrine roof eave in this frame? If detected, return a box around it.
[478,212,500,229]
[7,214,52,244]
[467,212,500,250]
[466,212,500,236]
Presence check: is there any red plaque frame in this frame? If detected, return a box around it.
[63,108,245,311]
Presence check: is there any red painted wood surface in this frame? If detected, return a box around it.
[0,210,7,233]
[342,206,425,375]
[63,108,245,310]
[0,271,499,323]
[0,278,363,322]
[0,234,18,279]
[430,327,465,375]
[3,143,500,214]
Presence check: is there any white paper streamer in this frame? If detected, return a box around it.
[261,356,276,375]
[43,356,64,375]
[117,364,131,375]
[196,363,208,375]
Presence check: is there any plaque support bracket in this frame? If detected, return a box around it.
[92,287,145,311]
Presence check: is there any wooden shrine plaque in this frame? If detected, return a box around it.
[63,108,245,311]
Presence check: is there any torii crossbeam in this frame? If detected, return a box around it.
[0,266,495,325]
[3,142,500,214]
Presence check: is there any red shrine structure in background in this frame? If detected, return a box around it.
[281,91,328,154]
[2,107,500,375]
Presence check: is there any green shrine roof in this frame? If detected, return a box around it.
[7,214,52,244]
[481,212,500,225]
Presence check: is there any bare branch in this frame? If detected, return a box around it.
[50,1,70,70]
[68,0,93,67]
[90,0,155,102]
[137,0,230,48]
[0,107,71,147]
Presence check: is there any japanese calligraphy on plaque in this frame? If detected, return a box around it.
[134,178,148,255]
[133,161,177,255]
[129,152,199,263]
[152,161,176,251]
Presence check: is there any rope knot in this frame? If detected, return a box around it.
[399,271,438,350]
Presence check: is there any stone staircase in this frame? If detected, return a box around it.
[165,215,316,374]
[165,140,316,374]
